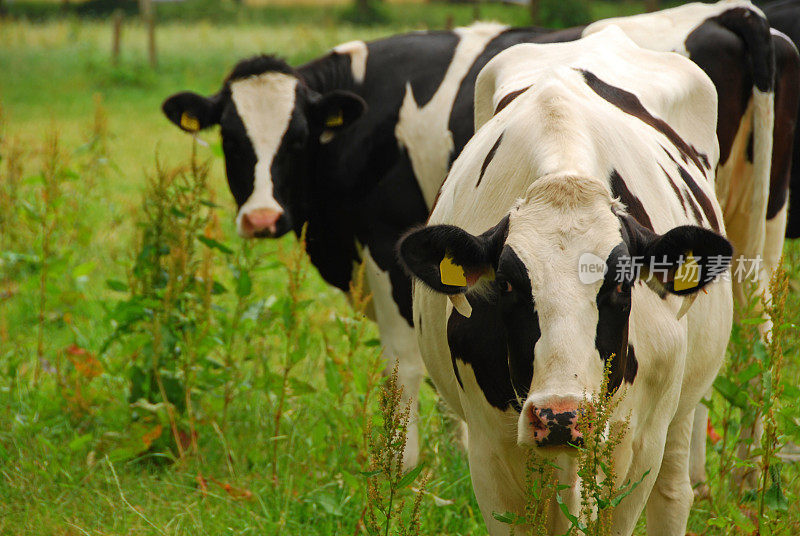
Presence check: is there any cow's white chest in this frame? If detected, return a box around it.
[394,23,506,208]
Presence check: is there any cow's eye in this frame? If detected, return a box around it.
[289,137,306,151]
[496,278,513,293]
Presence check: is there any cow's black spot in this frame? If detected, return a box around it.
[659,153,709,224]
[495,86,531,115]
[689,144,711,170]
[658,163,688,215]
[477,132,504,188]
[684,8,774,174]
[535,408,582,448]
[581,69,708,176]
[595,243,636,394]
[676,165,721,231]
[765,0,800,232]
[704,7,775,93]
[624,344,638,384]
[447,247,538,412]
[686,197,705,227]
[403,32,460,107]
[610,170,654,231]
[219,105,259,208]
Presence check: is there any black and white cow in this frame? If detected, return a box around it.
[161,1,792,471]
[162,22,561,470]
[763,0,800,237]
[398,26,733,535]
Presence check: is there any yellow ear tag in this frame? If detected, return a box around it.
[440,255,467,287]
[180,112,200,132]
[674,251,700,291]
[325,110,344,128]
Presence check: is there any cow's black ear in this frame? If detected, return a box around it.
[636,225,732,296]
[397,217,508,295]
[310,90,366,132]
[162,91,223,133]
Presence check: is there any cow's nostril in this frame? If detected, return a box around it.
[528,406,548,432]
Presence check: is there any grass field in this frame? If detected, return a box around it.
[1,4,800,535]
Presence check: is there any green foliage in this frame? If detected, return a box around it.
[364,363,429,536]
[340,0,391,26]
[2,13,800,536]
[538,0,592,28]
[694,261,800,536]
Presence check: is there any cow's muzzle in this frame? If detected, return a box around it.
[239,208,288,238]
[519,396,585,448]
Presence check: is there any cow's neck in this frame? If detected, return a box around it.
[275,56,359,293]
[297,53,358,95]
[289,52,423,324]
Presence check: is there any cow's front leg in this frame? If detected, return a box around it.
[467,434,528,536]
[363,251,425,470]
[468,431,578,536]
[645,410,694,536]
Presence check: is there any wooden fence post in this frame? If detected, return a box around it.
[529,0,540,25]
[139,0,157,69]
[111,10,123,67]
[147,14,156,69]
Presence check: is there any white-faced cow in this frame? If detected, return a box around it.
[161,1,794,473]
[162,22,561,470]
[398,27,733,535]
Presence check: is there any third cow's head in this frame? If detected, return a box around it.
[162,55,366,238]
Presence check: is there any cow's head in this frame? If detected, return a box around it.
[398,175,731,449]
[162,55,366,238]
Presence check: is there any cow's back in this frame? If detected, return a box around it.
[432,27,719,235]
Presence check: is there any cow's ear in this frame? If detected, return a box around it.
[310,90,366,132]
[162,91,223,133]
[634,225,732,296]
[397,217,509,295]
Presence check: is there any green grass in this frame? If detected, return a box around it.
[0,16,483,536]
[1,7,800,536]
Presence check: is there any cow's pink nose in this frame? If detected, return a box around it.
[242,208,281,236]
[525,402,583,448]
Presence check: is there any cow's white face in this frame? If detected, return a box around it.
[505,178,623,446]
[161,55,366,239]
[398,174,732,449]
[228,72,299,237]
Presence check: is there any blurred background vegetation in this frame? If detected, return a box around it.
[1,0,799,535]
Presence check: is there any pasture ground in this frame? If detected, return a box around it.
[1,5,800,535]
